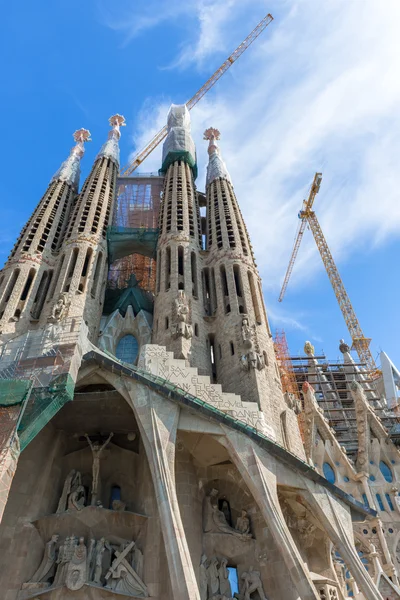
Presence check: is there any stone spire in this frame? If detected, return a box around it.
[204,127,232,186]
[51,128,91,191]
[96,114,126,165]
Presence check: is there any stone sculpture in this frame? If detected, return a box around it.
[236,510,251,535]
[29,534,59,584]
[218,557,232,597]
[240,568,267,600]
[50,292,71,322]
[105,541,148,597]
[57,470,79,513]
[112,498,126,512]
[66,537,87,591]
[199,554,208,600]
[24,533,146,596]
[240,316,265,371]
[203,489,252,540]
[67,482,86,511]
[304,341,315,357]
[84,432,113,504]
[173,290,193,339]
[206,556,220,597]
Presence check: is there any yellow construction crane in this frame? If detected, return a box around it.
[279,173,377,374]
[119,13,274,176]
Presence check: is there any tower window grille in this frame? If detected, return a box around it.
[102,161,116,238]
[210,268,217,313]
[79,247,93,292]
[186,165,195,238]
[191,252,198,298]
[22,182,57,252]
[375,494,385,512]
[31,269,53,320]
[0,268,21,319]
[176,163,184,232]
[248,271,262,325]
[206,188,213,249]
[64,248,79,292]
[220,265,230,314]
[165,166,173,232]
[52,188,73,251]
[220,183,235,248]
[230,185,249,256]
[233,265,245,314]
[19,269,36,303]
[91,252,103,298]
[213,185,223,249]
[49,254,65,300]
[178,246,185,290]
[115,334,139,365]
[202,268,211,316]
[165,246,171,291]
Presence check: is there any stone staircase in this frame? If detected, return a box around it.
[138,344,276,440]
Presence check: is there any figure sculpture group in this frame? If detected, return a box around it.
[26,534,147,596]
[203,489,252,540]
[200,555,267,600]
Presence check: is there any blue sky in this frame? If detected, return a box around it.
[1,0,399,367]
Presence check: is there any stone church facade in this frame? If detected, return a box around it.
[0,106,399,600]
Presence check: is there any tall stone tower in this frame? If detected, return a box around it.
[58,114,126,339]
[0,128,91,335]
[203,128,286,437]
[153,105,209,373]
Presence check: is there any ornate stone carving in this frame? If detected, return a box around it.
[57,470,85,513]
[284,392,302,414]
[304,341,315,356]
[239,316,265,371]
[239,568,268,600]
[49,292,71,322]
[236,509,251,535]
[172,291,192,339]
[84,432,113,504]
[66,536,87,591]
[199,554,208,600]
[203,488,252,540]
[28,534,59,584]
[105,541,148,597]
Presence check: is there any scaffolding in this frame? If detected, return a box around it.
[107,174,163,295]
[0,318,82,451]
[289,352,400,457]
[273,330,304,441]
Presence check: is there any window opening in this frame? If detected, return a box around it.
[220,265,230,314]
[376,493,385,512]
[248,271,261,324]
[115,334,139,365]
[165,246,171,291]
[91,252,103,298]
[323,462,336,484]
[191,252,198,297]
[178,246,184,290]
[218,499,232,526]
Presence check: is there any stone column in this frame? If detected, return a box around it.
[219,427,320,600]
[123,379,200,600]
[302,484,383,600]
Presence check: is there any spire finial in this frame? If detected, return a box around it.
[108,114,126,139]
[51,127,91,189]
[73,128,91,144]
[96,114,126,164]
[204,127,231,186]
[204,127,221,156]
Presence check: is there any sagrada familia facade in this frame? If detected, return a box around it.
[0,105,399,600]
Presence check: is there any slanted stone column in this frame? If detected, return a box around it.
[123,379,200,600]
[219,427,320,600]
[302,484,383,600]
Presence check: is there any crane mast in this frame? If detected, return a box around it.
[119,13,274,176]
[279,173,377,374]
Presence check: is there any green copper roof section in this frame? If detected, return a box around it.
[104,274,154,316]
[160,151,198,180]
[107,226,159,263]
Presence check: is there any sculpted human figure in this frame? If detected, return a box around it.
[51,292,70,322]
[93,537,107,585]
[241,568,267,600]
[54,537,68,585]
[218,557,232,598]
[241,317,252,347]
[236,509,251,535]
[84,433,113,503]
[66,537,87,591]
[199,554,208,600]
[207,556,220,597]
[173,290,192,339]
[203,489,252,539]
[57,470,76,513]
[29,534,59,583]
[67,483,85,511]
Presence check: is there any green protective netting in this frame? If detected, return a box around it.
[160,151,198,180]
[107,227,159,263]
[18,373,75,451]
[0,380,32,407]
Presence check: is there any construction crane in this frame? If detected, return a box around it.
[279,173,378,374]
[119,13,274,175]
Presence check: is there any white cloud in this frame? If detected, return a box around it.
[122,0,400,300]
